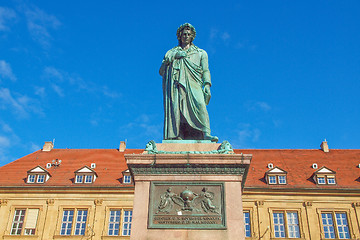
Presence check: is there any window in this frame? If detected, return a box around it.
[278,175,286,184]
[266,167,287,185]
[27,174,47,184]
[318,177,326,184]
[122,210,132,236]
[327,177,336,184]
[243,211,251,237]
[108,210,121,236]
[314,167,337,185]
[85,175,93,183]
[124,175,131,184]
[321,212,350,239]
[10,209,39,235]
[75,174,95,183]
[26,166,51,184]
[74,166,97,184]
[37,175,45,183]
[60,209,88,235]
[269,175,277,184]
[27,175,35,183]
[107,209,133,236]
[267,175,287,185]
[272,211,300,238]
[316,175,336,185]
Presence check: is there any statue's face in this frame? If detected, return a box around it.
[181,29,192,45]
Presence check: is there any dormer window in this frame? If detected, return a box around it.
[313,166,336,185]
[27,166,51,184]
[265,166,287,185]
[122,169,132,184]
[74,166,97,184]
[124,175,131,184]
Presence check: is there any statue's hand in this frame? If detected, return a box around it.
[204,84,211,96]
[204,84,211,105]
[175,51,187,59]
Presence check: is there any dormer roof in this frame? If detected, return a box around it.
[74,166,98,177]
[314,166,336,174]
[27,165,51,176]
[266,166,287,174]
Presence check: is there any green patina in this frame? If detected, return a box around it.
[145,140,234,154]
[160,23,218,142]
[130,164,246,175]
[148,182,226,229]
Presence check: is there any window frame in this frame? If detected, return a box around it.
[123,175,132,184]
[316,174,337,185]
[267,174,287,185]
[27,173,47,184]
[270,209,301,239]
[74,173,95,184]
[243,210,252,238]
[9,207,41,236]
[59,208,89,236]
[319,210,351,239]
[105,207,133,236]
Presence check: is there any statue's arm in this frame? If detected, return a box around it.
[200,51,211,87]
[159,58,167,76]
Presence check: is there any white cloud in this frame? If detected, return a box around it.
[121,114,162,137]
[30,142,40,152]
[102,86,120,98]
[23,5,61,48]
[0,7,16,31]
[44,66,63,81]
[43,66,120,98]
[34,86,46,97]
[0,60,16,82]
[51,83,64,97]
[221,32,230,42]
[0,121,21,163]
[234,123,261,148]
[0,88,43,118]
[245,101,271,112]
[1,122,12,133]
[0,135,10,148]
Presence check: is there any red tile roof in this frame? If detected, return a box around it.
[0,149,142,187]
[237,149,360,189]
[0,148,359,190]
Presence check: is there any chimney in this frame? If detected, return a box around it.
[320,139,329,153]
[42,141,54,152]
[119,141,126,152]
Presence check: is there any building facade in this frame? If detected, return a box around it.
[0,141,359,239]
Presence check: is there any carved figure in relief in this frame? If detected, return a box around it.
[160,23,218,142]
[156,187,219,214]
[198,187,218,213]
[157,187,175,213]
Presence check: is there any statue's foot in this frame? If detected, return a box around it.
[204,134,218,143]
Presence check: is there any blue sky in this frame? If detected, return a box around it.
[0,1,360,164]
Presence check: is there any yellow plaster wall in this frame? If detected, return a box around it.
[0,188,134,240]
[242,190,360,240]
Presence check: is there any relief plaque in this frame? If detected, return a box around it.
[148,182,226,229]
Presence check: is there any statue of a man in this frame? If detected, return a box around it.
[159,23,218,142]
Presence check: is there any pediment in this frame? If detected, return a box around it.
[266,166,287,174]
[315,166,336,174]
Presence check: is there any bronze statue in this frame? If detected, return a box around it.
[160,23,218,142]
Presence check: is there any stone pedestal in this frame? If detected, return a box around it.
[125,141,251,240]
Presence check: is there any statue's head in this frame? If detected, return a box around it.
[145,140,157,151]
[177,23,196,46]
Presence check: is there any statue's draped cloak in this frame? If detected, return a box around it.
[160,45,211,139]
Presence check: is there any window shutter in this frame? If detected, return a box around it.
[24,209,39,229]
